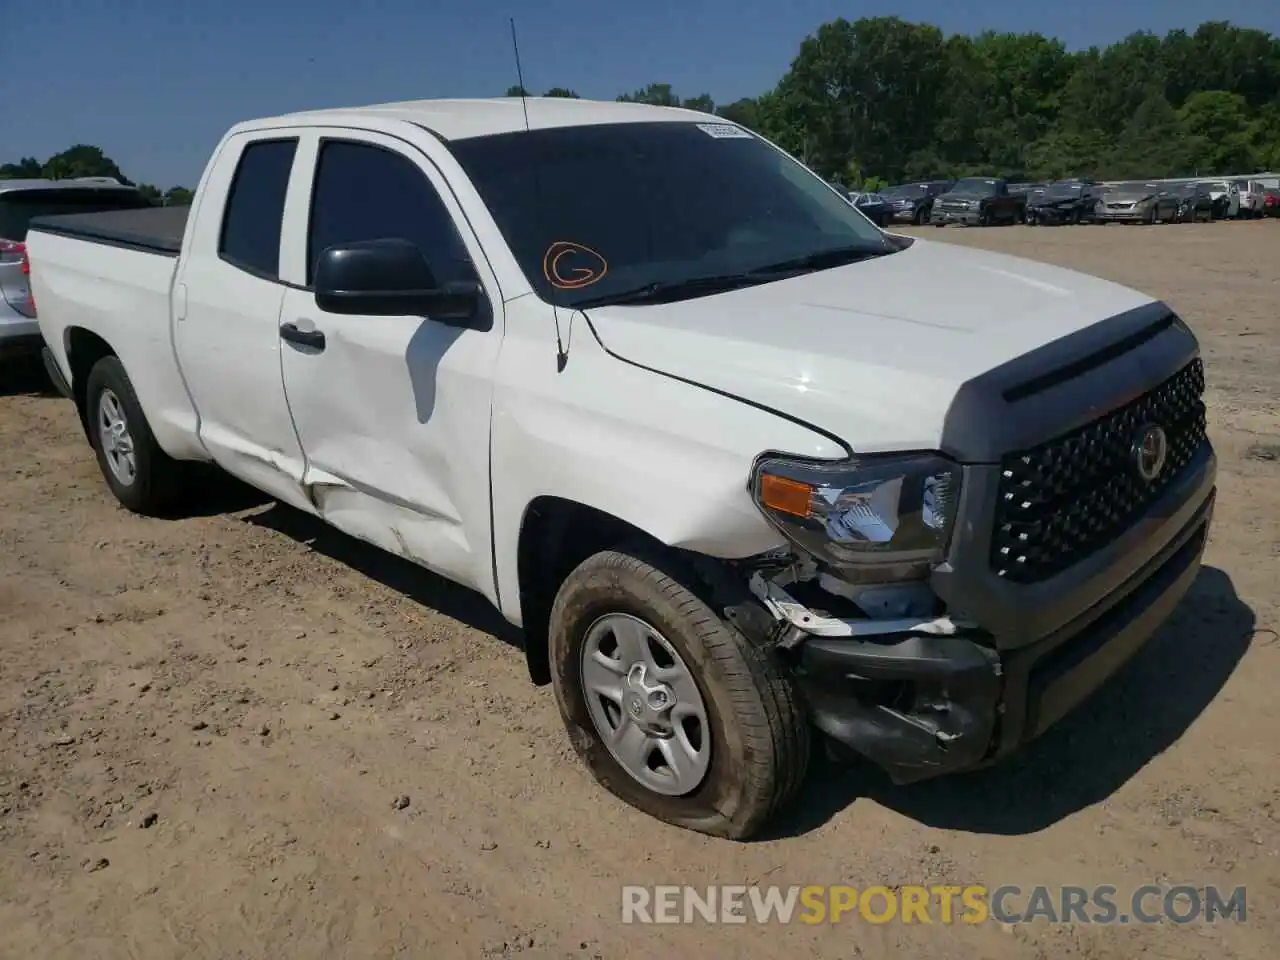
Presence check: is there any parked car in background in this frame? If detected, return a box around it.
[23,97,1218,840]
[1172,182,1216,222]
[1008,182,1046,200]
[848,191,893,227]
[1200,180,1240,219]
[1094,182,1179,224]
[1233,179,1268,218]
[1,179,154,361]
[880,181,952,225]
[930,177,1025,226]
[1025,180,1100,225]
[827,183,893,227]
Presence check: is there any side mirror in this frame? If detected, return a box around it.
[313,238,482,325]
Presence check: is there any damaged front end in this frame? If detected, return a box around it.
[724,451,1005,784]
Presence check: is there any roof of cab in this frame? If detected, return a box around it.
[240,97,722,142]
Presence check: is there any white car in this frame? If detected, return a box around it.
[25,98,1217,839]
[1233,179,1268,218]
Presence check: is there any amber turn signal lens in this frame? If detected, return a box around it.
[759,473,814,518]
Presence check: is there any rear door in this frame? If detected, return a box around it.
[171,134,316,512]
[276,131,505,598]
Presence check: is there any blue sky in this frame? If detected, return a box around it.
[4,0,1277,187]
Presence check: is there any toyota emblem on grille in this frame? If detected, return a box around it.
[1133,423,1169,482]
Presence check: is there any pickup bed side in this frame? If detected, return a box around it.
[31,217,208,462]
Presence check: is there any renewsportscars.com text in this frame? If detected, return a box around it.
[620,884,1247,925]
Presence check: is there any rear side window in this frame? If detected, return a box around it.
[306,139,474,287]
[218,138,298,278]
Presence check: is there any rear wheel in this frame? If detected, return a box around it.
[548,544,809,839]
[85,356,187,515]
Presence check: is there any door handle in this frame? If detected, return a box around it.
[280,322,326,350]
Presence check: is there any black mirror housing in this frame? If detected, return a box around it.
[313,238,482,325]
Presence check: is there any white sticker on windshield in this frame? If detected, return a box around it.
[696,122,753,139]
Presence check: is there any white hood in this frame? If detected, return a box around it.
[583,238,1153,454]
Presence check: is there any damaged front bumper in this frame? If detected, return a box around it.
[747,465,1215,786]
[748,573,1000,780]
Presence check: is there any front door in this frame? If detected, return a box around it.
[277,132,504,602]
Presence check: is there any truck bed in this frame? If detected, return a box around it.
[27,205,189,256]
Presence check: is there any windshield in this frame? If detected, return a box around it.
[448,121,891,308]
[947,178,997,196]
[1046,183,1083,198]
[882,184,929,199]
[0,188,153,241]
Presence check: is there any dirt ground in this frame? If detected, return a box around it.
[1,220,1278,960]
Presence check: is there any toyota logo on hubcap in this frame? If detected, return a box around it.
[1133,423,1168,482]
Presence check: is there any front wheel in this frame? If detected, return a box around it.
[548,545,809,839]
[85,355,187,515]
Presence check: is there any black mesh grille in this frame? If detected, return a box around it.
[991,358,1207,583]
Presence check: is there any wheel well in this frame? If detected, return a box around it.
[64,327,116,435]
[516,497,659,686]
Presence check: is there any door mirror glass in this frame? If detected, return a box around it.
[313,238,481,324]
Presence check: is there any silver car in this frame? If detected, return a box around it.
[1,178,153,360]
[1094,182,1180,224]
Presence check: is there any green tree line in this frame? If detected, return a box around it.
[514,18,1280,185]
[7,17,1278,194]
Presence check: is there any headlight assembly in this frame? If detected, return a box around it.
[750,453,961,585]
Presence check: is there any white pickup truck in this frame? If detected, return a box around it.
[26,98,1216,839]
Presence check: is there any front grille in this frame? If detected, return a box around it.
[990,358,1207,583]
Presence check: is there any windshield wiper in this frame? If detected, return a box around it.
[571,244,892,309]
[572,273,770,309]
[746,243,892,277]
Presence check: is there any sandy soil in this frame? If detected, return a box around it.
[1,220,1277,959]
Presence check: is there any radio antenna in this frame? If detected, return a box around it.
[509,17,569,372]
[509,17,533,133]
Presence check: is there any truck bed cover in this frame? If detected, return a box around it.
[28,205,189,256]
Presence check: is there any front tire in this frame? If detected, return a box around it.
[85,356,186,515]
[548,545,809,839]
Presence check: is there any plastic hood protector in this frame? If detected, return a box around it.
[583,239,1153,454]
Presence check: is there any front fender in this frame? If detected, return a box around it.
[488,309,845,626]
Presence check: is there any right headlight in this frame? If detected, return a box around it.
[750,452,962,585]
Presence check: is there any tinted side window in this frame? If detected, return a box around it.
[306,140,474,287]
[218,138,297,278]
